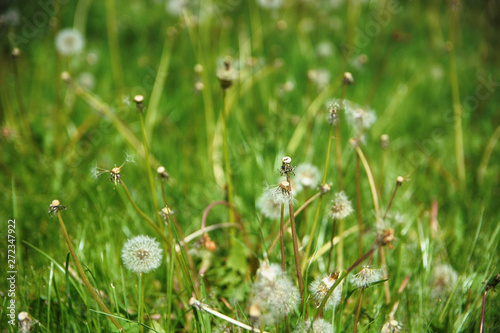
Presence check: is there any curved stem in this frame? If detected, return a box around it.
[355,146,380,226]
[56,212,126,332]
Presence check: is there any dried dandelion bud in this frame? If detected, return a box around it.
[485,274,500,291]
[134,95,145,113]
[376,228,396,249]
[351,267,383,289]
[249,303,261,322]
[217,59,238,91]
[327,101,340,125]
[309,271,342,309]
[396,176,404,185]
[319,183,331,194]
[202,233,217,251]
[380,134,390,149]
[48,199,67,216]
[159,206,174,222]
[157,166,170,180]
[330,191,354,220]
[343,72,354,85]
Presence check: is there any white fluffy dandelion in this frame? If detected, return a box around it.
[257,0,283,9]
[330,191,353,220]
[121,235,163,273]
[430,263,458,297]
[351,267,383,289]
[344,100,376,130]
[294,318,334,333]
[293,163,321,193]
[55,28,85,56]
[257,192,289,220]
[252,262,300,325]
[309,272,342,310]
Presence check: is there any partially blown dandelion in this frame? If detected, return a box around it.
[294,318,334,333]
[351,267,383,289]
[330,191,353,220]
[293,163,320,192]
[121,235,163,273]
[309,272,342,309]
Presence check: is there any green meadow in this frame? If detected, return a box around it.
[1,0,499,332]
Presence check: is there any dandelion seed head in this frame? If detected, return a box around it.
[78,72,95,90]
[293,164,320,192]
[55,28,85,56]
[345,101,376,130]
[351,267,383,289]
[264,181,295,205]
[309,272,342,309]
[430,264,458,297]
[330,191,353,220]
[217,59,238,91]
[294,318,334,333]
[121,235,163,273]
[165,0,187,16]
[257,192,289,220]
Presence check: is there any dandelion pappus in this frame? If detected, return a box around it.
[91,154,135,187]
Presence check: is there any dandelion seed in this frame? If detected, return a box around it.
[430,263,458,297]
[351,267,383,289]
[294,318,334,333]
[55,28,85,56]
[92,156,133,186]
[330,191,353,220]
[309,272,342,309]
[293,163,320,192]
[121,235,163,274]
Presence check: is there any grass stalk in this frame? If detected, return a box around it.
[105,0,124,92]
[355,153,363,258]
[280,202,286,274]
[56,211,126,332]
[138,272,144,333]
[352,289,364,333]
[221,91,236,223]
[137,101,163,229]
[449,4,466,188]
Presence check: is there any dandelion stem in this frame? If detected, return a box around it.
[138,272,144,333]
[355,154,363,258]
[221,91,236,224]
[286,172,305,302]
[56,212,126,332]
[336,84,348,190]
[383,178,403,221]
[138,111,163,229]
[302,120,335,270]
[337,218,345,270]
[120,180,170,246]
[479,289,487,333]
[269,191,322,258]
[280,203,286,274]
[353,289,364,333]
[355,146,380,226]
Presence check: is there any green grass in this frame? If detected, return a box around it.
[1,0,499,332]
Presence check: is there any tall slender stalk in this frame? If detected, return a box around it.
[138,272,144,333]
[105,0,123,92]
[352,289,364,333]
[135,96,163,229]
[355,153,363,258]
[55,209,126,332]
[221,90,235,223]
[449,3,466,188]
[280,203,286,274]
